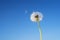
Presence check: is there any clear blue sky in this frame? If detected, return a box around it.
[0,0,60,40]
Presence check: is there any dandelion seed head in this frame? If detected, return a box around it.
[30,11,43,22]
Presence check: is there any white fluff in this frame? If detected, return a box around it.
[30,11,43,22]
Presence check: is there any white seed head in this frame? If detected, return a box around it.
[30,11,43,22]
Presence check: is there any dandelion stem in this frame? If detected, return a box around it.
[37,21,42,40]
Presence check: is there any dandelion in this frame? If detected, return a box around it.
[30,11,43,40]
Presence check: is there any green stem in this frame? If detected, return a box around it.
[37,21,42,40]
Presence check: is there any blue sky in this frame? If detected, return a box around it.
[0,0,60,40]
